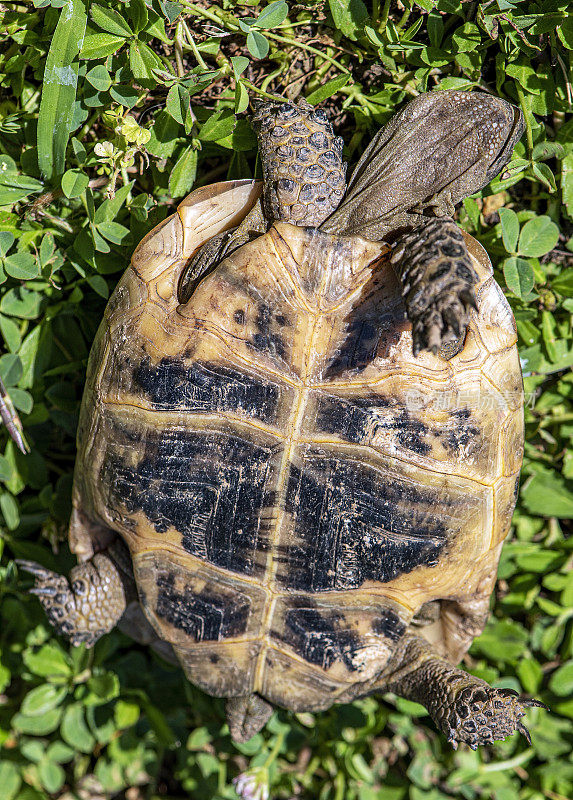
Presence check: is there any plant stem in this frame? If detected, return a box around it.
[181,18,209,70]
[182,1,351,75]
[515,83,534,160]
[480,747,534,773]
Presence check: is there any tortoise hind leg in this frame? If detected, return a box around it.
[17,550,128,648]
[391,218,479,356]
[379,633,546,749]
[226,694,274,743]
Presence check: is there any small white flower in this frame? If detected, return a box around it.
[232,768,269,800]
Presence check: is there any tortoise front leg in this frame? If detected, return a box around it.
[381,633,545,749]
[17,552,128,647]
[391,218,479,356]
[178,201,267,304]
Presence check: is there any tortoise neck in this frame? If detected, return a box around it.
[251,100,347,227]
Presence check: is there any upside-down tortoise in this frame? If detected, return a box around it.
[20,90,546,748]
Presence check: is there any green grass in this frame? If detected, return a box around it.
[0,1,572,798]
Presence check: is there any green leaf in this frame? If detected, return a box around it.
[129,41,162,81]
[38,760,65,794]
[18,324,52,389]
[557,16,573,49]
[549,662,573,696]
[0,762,21,800]
[87,274,109,298]
[23,644,71,678]
[517,658,543,693]
[0,232,15,257]
[90,3,133,37]
[166,84,190,125]
[473,620,529,664]
[3,253,39,280]
[145,11,170,43]
[328,0,369,40]
[85,671,120,705]
[518,215,560,257]
[198,109,236,142]
[451,22,481,52]
[255,1,289,29]
[21,684,67,717]
[129,0,148,34]
[61,703,96,752]
[306,75,351,104]
[81,32,126,60]
[498,207,519,253]
[169,146,197,198]
[147,110,180,158]
[10,389,33,414]
[231,56,249,79]
[96,221,129,244]
[0,315,21,352]
[0,492,19,529]
[160,1,182,24]
[234,81,250,114]
[114,699,140,728]
[552,268,573,297]
[37,0,87,180]
[61,168,89,198]
[85,64,112,92]
[39,232,56,266]
[0,453,14,482]
[13,707,63,734]
[532,161,557,193]
[561,152,573,219]
[47,741,75,764]
[0,353,22,385]
[503,256,534,298]
[246,30,269,59]
[522,473,573,518]
[0,288,43,319]
[0,173,43,206]
[93,182,133,223]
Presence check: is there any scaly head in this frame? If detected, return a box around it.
[251,99,347,227]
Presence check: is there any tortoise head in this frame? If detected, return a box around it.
[322,90,524,241]
[251,98,347,227]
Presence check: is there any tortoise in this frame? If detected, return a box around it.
[19,90,546,748]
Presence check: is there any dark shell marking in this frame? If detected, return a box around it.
[282,451,447,591]
[134,358,280,425]
[110,429,274,578]
[80,217,522,698]
[156,570,250,641]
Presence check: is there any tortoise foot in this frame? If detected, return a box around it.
[226,694,274,743]
[441,683,547,750]
[391,218,478,357]
[17,554,127,648]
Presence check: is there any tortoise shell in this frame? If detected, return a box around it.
[71,179,523,710]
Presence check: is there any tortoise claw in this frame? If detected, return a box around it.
[460,289,479,311]
[0,376,30,455]
[522,698,549,710]
[29,586,58,597]
[517,721,531,745]
[15,559,52,579]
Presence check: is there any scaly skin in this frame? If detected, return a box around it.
[391,218,479,356]
[251,98,346,227]
[383,634,546,749]
[226,695,274,743]
[321,90,524,356]
[17,552,128,647]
